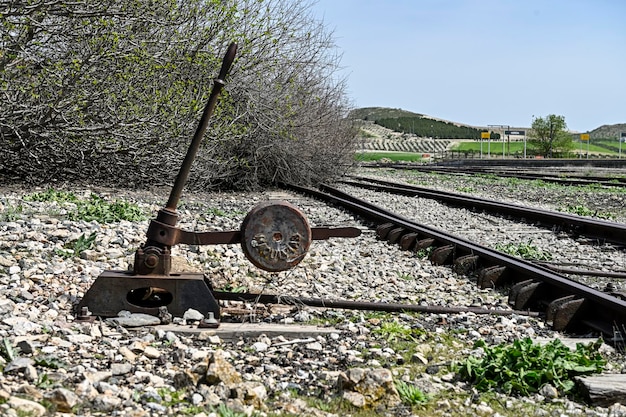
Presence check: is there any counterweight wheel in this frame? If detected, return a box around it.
[240,200,312,272]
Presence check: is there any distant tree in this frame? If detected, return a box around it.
[528,115,573,157]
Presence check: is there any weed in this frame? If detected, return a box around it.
[55,232,97,258]
[25,188,146,223]
[34,355,66,369]
[395,380,429,405]
[372,320,416,343]
[562,204,613,220]
[206,207,227,217]
[456,186,474,193]
[494,240,552,261]
[415,246,434,259]
[68,194,146,223]
[0,338,17,361]
[211,403,247,417]
[396,271,413,281]
[35,373,54,389]
[206,207,246,218]
[0,204,23,222]
[456,337,605,396]
[24,188,78,203]
[219,283,247,293]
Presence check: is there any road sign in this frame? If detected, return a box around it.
[504,130,526,136]
[481,132,490,139]
[581,134,590,141]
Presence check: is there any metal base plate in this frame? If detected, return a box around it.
[77,270,220,319]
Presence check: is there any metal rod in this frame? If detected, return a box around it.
[213,291,540,317]
[165,42,238,212]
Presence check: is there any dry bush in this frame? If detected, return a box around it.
[0,0,356,190]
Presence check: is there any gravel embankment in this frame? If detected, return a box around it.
[0,171,625,417]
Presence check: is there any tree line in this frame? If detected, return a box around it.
[374,117,500,140]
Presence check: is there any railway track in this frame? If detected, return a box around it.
[343,175,626,246]
[365,163,626,188]
[277,182,626,343]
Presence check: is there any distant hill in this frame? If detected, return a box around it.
[588,124,626,139]
[350,106,625,141]
[349,107,498,140]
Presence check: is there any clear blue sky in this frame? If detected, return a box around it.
[310,0,625,132]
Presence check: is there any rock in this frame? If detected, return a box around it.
[205,350,242,387]
[143,345,161,359]
[118,346,137,361]
[183,308,205,322]
[342,390,366,407]
[539,383,558,399]
[234,382,268,409]
[7,396,46,416]
[337,367,401,408]
[111,362,133,376]
[158,306,172,324]
[4,357,34,373]
[91,394,123,412]
[45,388,81,412]
[173,370,200,389]
[252,342,268,352]
[76,379,99,400]
[107,313,161,327]
[576,374,626,406]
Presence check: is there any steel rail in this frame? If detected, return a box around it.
[282,183,626,340]
[365,164,626,188]
[344,176,626,246]
[372,163,626,187]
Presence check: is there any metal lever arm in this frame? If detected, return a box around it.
[165,42,238,214]
[145,220,361,246]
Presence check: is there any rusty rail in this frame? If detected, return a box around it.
[213,291,540,317]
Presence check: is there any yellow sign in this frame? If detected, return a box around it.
[581,134,590,141]
[481,132,490,139]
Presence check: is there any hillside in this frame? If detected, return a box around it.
[351,107,625,139]
[348,107,423,121]
[350,107,498,141]
[589,123,626,140]
[348,107,468,127]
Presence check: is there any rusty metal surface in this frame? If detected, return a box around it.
[240,200,312,272]
[212,291,540,317]
[165,43,238,212]
[77,270,220,319]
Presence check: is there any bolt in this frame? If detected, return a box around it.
[144,254,159,269]
[198,311,219,328]
[76,306,95,322]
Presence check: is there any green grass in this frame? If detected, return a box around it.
[355,151,424,162]
[24,189,147,223]
[451,141,528,154]
[451,140,620,156]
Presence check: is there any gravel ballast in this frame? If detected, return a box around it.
[1,170,626,416]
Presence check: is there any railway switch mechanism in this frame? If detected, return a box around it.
[76,43,360,325]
